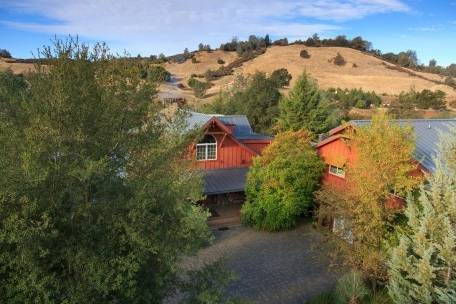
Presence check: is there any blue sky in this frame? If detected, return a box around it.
[1,0,455,66]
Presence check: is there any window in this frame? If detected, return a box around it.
[196,135,217,161]
[329,165,345,178]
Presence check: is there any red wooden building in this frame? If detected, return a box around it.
[186,111,271,205]
[316,119,456,208]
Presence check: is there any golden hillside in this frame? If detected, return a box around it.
[164,45,456,107]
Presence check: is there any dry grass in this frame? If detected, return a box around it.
[2,46,455,110]
[162,45,456,108]
[0,58,36,74]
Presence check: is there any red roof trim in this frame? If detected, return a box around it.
[203,117,233,135]
[316,134,349,149]
[328,122,355,136]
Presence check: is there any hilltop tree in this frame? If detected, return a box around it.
[0,49,12,58]
[0,39,210,303]
[241,130,324,231]
[276,73,336,134]
[388,128,456,303]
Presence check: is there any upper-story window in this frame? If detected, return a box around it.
[196,135,217,161]
[329,164,345,178]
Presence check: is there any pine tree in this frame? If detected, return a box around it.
[276,73,336,134]
[388,130,456,304]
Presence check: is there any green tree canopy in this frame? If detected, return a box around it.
[241,130,324,231]
[276,73,337,134]
[388,128,456,304]
[0,39,210,303]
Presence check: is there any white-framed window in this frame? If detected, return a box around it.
[196,135,217,161]
[329,165,345,178]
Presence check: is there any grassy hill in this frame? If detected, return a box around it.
[164,45,456,110]
[3,45,456,111]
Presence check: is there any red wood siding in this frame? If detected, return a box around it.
[194,134,258,170]
[317,137,356,190]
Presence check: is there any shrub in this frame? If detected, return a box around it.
[147,65,171,82]
[352,63,358,68]
[445,76,456,87]
[217,58,225,64]
[0,49,12,58]
[188,77,211,98]
[191,57,198,64]
[334,271,369,304]
[270,68,292,87]
[300,49,310,59]
[398,89,446,110]
[333,53,346,66]
[241,130,324,231]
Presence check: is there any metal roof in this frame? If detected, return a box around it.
[203,167,249,195]
[351,119,456,173]
[186,111,271,140]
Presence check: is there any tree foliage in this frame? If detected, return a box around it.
[188,77,212,98]
[388,128,456,304]
[277,73,338,134]
[0,39,210,303]
[198,72,284,134]
[241,130,324,231]
[0,48,12,58]
[316,113,421,281]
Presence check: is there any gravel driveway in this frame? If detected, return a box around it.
[182,222,343,304]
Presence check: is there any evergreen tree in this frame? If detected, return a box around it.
[276,73,336,134]
[388,130,456,303]
[0,39,210,303]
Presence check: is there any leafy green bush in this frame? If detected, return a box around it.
[192,57,199,64]
[241,130,324,231]
[188,77,212,98]
[398,89,446,110]
[333,53,346,66]
[147,65,171,82]
[270,68,292,87]
[217,58,225,64]
[300,49,311,59]
[325,88,382,109]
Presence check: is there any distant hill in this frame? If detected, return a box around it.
[2,45,456,110]
[163,45,456,108]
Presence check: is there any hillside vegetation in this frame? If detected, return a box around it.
[163,45,456,106]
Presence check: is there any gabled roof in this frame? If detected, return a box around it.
[186,111,271,140]
[323,119,456,173]
[203,167,248,195]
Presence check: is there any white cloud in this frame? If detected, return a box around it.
[2,0,409,55]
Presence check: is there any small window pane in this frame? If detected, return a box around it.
[196,145,206,160]
[329,165,345,178]
[207,144,216,160]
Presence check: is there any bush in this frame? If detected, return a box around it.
[445,76,456,87]
[191,57,199,64]
[333,53,346,66]
[352,63,358,68]
[0,49,12,58]
[188,77,211,98]
[146,65,171,82]
[217,58,225,64]
[241,130,324,231]
[334,271,369,304]
[300,49,310,59]
[270,68,292,87]
[398,89,446,110]
[326,88,382,109]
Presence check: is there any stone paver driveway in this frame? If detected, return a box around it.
[183,222,343,304]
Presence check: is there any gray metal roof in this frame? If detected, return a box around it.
[351,119,456,173]
[186,111,271,140]
[203,167,248,195]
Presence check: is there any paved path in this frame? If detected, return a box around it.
[182,222,343,304]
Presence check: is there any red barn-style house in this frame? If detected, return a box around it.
[316,119,456,208]
[186,112,271,225]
